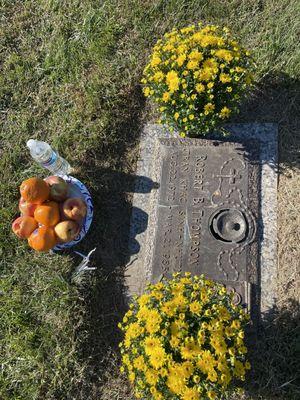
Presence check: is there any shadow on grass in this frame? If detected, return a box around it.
[64,84,147,398]
[235,72,300,172]
[242,299,300,400]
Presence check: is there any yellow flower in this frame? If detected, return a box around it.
[207,390,217,399]
[145,309,162,334]
[153,391,163,400]
[220,106,231,119]
[219,73,232,83]
[152,290,163,300]
[133,355,147,371]
[235,66,245,73]
[197,350,216,374]
[215,49,233,62]
[176,53,186,66]
[197,329,205,345]
[174,112,180,120]
[179,312,185,320]
[162,91,171,102]
[196,83,205,93]
[166,70,180,92]
[187,59,198,70]
[170,335,180,348]
[217,305,230,320]
[199,68,214,81]
[238,330,244,339]
[136,305,150,321]
[226,86,232,92]
[153,71,164,83]
[129,371,135,383]
[145,368,159,385]
[208,369,218,382]
[203,58,218,73]
[161,300,177,317]
[167,370,186,394]
[225,326,234,337]
[239,345,248,354]
[144,336,162,355]
[228,347,235,356]
[199,34,220,47]
[150,54,161,67]
[122,354,130,366]
[149,346,166,369]
[189,301,201,314]
[182,387,200,400]
[143,87,150,97]
[220,372,231,387]
[231,319,241,329]
[189,114,195,120]
[207,82,214,89]
[233,360,246,379]
[138,294,151,306]
[204,103,215,114]
[181,338,201,360]
[188,50,203,62]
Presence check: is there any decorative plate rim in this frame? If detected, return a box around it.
[53,175,93,250]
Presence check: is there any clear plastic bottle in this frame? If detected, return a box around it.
[27,139,71,176]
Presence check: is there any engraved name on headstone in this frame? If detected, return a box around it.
[151,138,259,314]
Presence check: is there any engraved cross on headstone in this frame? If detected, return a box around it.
[214,168,242,184]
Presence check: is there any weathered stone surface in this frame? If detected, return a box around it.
[126,124,278,318]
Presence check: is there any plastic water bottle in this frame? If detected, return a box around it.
[27,139,71,176]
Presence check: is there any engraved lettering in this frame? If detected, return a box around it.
[193,197,204,205]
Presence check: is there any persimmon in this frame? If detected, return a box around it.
[34,201,60,226]
[28,226,57,252]
[20,177,50,204]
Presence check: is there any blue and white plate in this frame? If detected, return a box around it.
[53,176,93,250]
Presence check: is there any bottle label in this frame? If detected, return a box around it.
[42,152,57,168]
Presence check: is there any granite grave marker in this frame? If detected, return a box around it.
[127,124,278,319]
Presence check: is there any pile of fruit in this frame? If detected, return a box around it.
[12,176,87,252]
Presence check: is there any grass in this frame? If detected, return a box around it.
[0,0,299,399]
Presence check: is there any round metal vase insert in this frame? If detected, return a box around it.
[210,208,248,243]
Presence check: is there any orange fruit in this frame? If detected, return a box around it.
[20,177,50,204]
[34,201,60,226]
[28,226,57,252]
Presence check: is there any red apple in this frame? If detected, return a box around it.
[54,220,80,243]
[63,197,87,222]
[44,176,69,202]
[19,197,38,217]
[12,216,38,239]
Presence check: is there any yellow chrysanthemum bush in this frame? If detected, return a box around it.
[141,24,254,137]
[118,273,251,400]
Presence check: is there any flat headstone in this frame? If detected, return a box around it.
[126,124,278,319]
